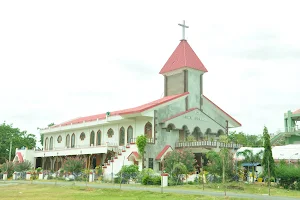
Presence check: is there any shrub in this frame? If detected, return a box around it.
[14,160,32,172]
[0,161,14,178]
[141,175,161,185]
[63,156,85,176]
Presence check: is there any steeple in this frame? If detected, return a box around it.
[160,21,207,110]
[159,40,208,74]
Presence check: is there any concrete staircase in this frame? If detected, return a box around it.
[102,143,138,181]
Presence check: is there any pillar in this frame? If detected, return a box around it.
[3,173,7,180]
[161,173,168,187]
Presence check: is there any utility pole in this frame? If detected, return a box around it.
[9,140,12,162]
[268,160,271,196]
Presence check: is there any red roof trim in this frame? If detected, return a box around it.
[16,152,24,163]
[203,95,242,126]
[50,92,189,129]
[161,108,198,123]
[155,145,172,160]
[127,151,139,159]
[159,40,208,74]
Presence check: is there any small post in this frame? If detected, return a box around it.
[9,140,12,162]
[111,158,114,184]
[120,156,125,190]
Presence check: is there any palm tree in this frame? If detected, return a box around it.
[237,149,263,183]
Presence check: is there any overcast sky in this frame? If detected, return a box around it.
[1,0,300,141]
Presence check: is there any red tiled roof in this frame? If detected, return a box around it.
[52,92,189,128]
[203,95,241,126]
[159,40,208,74]
[293,109,300,114]
[161,108,197,123]
[155,145,172,160]
[16,152,24,163]
[127,151,139,160]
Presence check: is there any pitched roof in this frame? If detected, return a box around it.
[159,40,208,74]
[155,145,173,160]
[52,92,189,128]
[293,109,300,114]
[203,95,242,127]
[127,151,139,160]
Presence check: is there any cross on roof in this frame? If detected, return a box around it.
[178,20,189,40]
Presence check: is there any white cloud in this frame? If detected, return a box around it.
[1,0,300,141]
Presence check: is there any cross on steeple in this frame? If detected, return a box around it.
[178,20,189,40]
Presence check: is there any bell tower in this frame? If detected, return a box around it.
[159,21,208,110]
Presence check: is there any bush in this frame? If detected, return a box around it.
[141,175,161,185]
[116,165,139,184]
[14,160,32,172]
[0,161,14,178]
[276,162,300,190]
[63,156,85,176]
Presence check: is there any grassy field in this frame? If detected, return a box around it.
[0,183,250,200]
[169,182,300,198]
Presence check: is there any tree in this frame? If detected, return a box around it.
[237,149,263,183]
[228,131,263,147]
[0,122,36,163]
[63,156,85,176]
[262,126,275,177]
[164,149,196,173]
[136,135,147,169]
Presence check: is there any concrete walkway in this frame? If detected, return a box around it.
[3,180,299,200]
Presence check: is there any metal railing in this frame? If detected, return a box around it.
[175,141,242,149]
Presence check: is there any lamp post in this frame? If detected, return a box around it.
[289,153,299,165]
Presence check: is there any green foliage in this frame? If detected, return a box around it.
[40,134,44,146]
[14,160,32,172]
[237,149,262,183]
[116,164,139,183]
[136,135,147,156]
[0,161,14,177]
[142,175,161,185]
[0,122,36,163]
[163,149,196,173]
[186,135,196,142]
[172,162,188,177]
[262,126,276,177]
[276,162,300,190]
[63,156,85,175]
[136,135,147,168]
[205,149,235,180]
[228,131,263,147]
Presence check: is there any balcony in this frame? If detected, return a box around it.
[175,141,242,149]
[129,138,155,144]
[34,142,119,157]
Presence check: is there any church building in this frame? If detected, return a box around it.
[15,21,241,179]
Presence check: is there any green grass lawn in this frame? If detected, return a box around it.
[169,182,300,198]
[0,183,249,200]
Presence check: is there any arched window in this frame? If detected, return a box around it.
[45,137,49,150]
[49,137,53,150]
[90,131,95,146]
[107,128,114,138]
[71,133,75,148]
[66,134,70,148]
[144,122,152,139]
[57,135,62,143]
[127,126,133,144]
[97,130,101,146]
[119,127,125,146]
[80,132,85,140]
